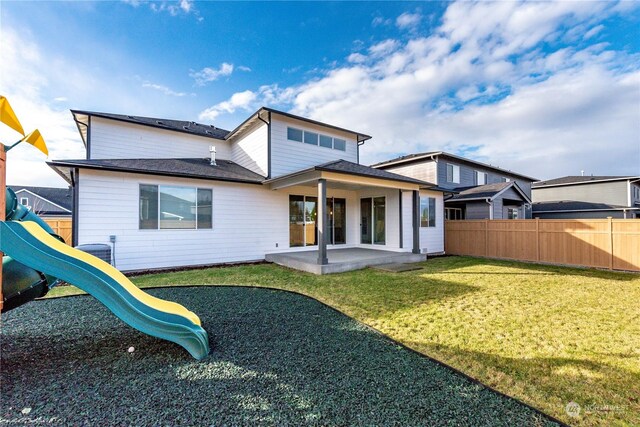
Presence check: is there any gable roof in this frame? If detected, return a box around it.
[448,181,531,203]
[532,200,640,212]
[71,106,372,147]
[265,159,436,188]
[371,151,537,182]
[8,186,73,212]
[47,158,266,185]
[532,175,640,188]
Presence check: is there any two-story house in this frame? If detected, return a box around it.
[8,185,73,218]
[372,152,536,220]
[532,176,640,219]
[47,108,446,273]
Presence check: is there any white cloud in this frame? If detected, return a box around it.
[237,65,252,72]
[347,52,367,63]
[207,1,639,179]
[190,63,234,85]
[368,39,399,57]
[372,16,391,27]
[198,90,257,122]
[396,12,421,30]
[142,82,191,97]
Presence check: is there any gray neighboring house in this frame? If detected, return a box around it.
[372,151,536,219]
[8,186,73,218]
[532,176,640,219]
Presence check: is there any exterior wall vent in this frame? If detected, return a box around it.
[209,145,217,166]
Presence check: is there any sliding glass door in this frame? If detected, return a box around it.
[290,195,345,247]
[361,197,385,245]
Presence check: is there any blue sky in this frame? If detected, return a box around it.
[1,1,639,186]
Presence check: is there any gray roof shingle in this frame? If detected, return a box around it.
[8,186,73,211]
[449,182,513,200]
[71,110,230,140]
[47,158,265,184]
[302,159,435,186]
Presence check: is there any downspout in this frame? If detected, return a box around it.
[357,140,365,164]
[71,168,79,247]
[488,198,493,220]
[257,111,271,179]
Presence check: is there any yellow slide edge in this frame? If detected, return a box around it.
[18,221,202,326]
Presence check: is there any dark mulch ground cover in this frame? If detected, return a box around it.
[1,287,560,426]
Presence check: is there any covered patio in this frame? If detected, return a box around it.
[266,247,426,275]
[265,160,434,274]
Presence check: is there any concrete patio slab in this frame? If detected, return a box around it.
[265,248,426,274]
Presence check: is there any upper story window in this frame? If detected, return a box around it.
[139,184,212,230]
[287,126,347,152]
[420,197,436,227]
[20,197,29,206]
[501,177,510,183]
[475,171,488,185]
[446,163,460,184]
[287,127,303,142]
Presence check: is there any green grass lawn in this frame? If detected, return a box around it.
[47,256,640,426]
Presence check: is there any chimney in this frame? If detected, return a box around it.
[209,145,217,166]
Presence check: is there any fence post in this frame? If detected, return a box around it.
[608,217,614,270]
[535,218,540,262]
[484,219,488,257]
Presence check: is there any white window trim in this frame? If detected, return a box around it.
[287,126,347,152]
[475,170,487,185]
[447,163,460,184]
[138,184,213,231]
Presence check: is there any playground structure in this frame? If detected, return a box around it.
[0,96,210,360]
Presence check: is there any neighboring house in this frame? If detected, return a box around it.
[8,185,73,218]
[47,108,445,272]
[532,176,640,219]
[372,152,536,220]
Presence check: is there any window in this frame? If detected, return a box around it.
[287,126,348,152]
[420,197,436,227]
[360,197,386,244]
[20,197,29,206]
[289,195,345,247]
[446,163,460,183]
[319,134,333,148]
[507,208,519,220]
[304,131,318,146]
[139,184,212,230]
[475,171,487,185]
[445,207,463,220]
[501,177,510,182]
[287,127,303,142]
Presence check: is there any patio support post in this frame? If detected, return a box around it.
[317,179,328,265]
[412,190,420,254]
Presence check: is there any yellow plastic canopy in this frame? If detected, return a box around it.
[21,129,48,157]
[0,95,25,136]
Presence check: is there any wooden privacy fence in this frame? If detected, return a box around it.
[42,218,72,245]
[445,219,640,272]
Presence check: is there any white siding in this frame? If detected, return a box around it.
[419,190,444,254]
[90,117,231,160]
[270,116,358,178]
[230,123,268,176]
[76,169,417,270]
[77,169,286,271]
